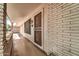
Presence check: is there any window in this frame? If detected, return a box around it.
[24,19,31,34]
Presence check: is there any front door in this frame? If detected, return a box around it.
[34,12,42,46]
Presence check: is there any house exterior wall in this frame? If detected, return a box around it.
[20,3,79,56]
[0,4,4,56]
[46,3,79,55]
[20,4,46,50]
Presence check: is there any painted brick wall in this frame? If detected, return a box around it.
[46,3,79,56]
[0,4,4,56]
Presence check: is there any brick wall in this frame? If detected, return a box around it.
[45,3,79,56]
[0,3,5,56]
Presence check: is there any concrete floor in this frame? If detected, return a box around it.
[13,33,46,56]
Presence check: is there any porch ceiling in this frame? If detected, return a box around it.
[7,3,41,26]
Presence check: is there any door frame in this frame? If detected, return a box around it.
[34,12,42,46]
[33,8,44,49]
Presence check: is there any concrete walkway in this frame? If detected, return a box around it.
[13,33,46,56]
